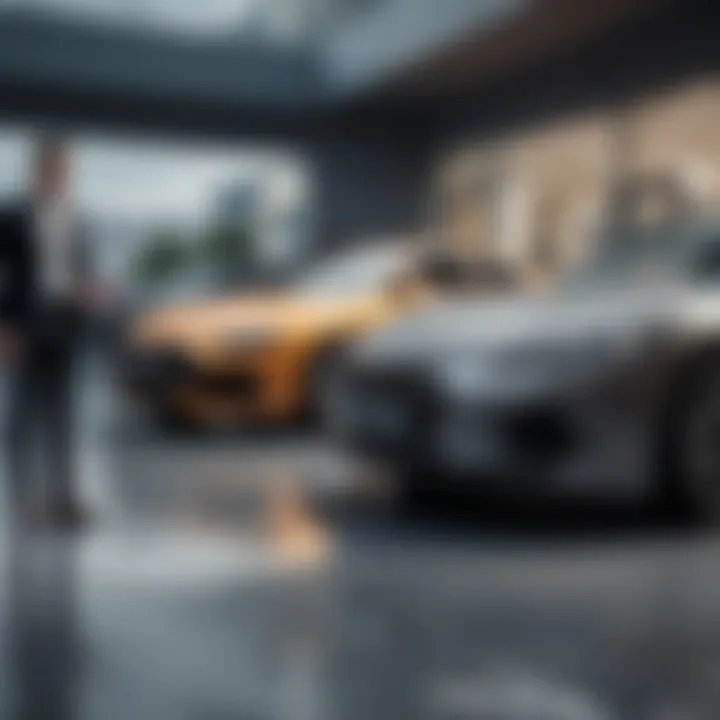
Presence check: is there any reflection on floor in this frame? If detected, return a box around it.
[2,363,720,719]
[0,482,334,720]
[0,361,336,720]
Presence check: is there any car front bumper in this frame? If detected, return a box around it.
[337,364,654,497]
[120,347,268,423]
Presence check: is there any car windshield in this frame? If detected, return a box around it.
[296,245,408,298]
[562,225,685,292]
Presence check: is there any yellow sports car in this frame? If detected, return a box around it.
[122,241,507,429]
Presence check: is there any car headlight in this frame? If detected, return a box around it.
[440,354,498,397]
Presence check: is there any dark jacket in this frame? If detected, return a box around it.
[0,203,91,333]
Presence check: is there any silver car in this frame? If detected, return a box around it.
[334,218,720,521]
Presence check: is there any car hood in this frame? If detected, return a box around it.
[354,287,676,364]
[129,293,349,345]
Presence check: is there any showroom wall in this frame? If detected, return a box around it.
[436,77,720,287]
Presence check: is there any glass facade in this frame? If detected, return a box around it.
[437,78,720,288]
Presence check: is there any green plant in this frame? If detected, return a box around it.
[135,229,186,284]
[200,223,255,269]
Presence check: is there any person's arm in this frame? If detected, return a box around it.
[0,208,29,358]
[0,216,14,326]
[73,220,108,311]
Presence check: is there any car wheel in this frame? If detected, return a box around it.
[666,358,720,524]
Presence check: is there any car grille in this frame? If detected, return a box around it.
[504,406,578,462]
[122,348,189,390]
[196,373,258,399]
[345,364,437,453]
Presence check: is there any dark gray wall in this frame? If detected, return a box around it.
[311,126,435,250]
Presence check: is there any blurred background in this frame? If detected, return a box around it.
[3,1,720,719]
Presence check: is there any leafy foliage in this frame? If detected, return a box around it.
[135,223,257,286]
[199,223,255,269]
[135,229,186,284]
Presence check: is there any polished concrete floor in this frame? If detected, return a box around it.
[1,358,720,719]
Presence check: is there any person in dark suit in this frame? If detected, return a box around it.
[0,135,95,528]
